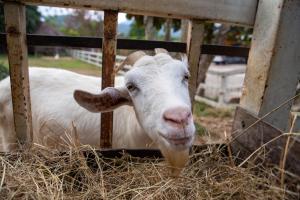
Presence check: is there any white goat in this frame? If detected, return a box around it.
[0,50,195,173]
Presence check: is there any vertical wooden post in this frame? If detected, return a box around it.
[100,10,118,148]
[240,0,300,131]
[4,2,33,146]
[187,20,205,103]
[218,75,227,105]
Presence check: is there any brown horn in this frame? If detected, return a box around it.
[114,51,146,74]
[154,48,169,54]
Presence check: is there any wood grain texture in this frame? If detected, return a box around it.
[4,2,33,146]
[187,20,205,103]
[100,10,118,148]
[3,0,257,26]
[231,107,300,176]
[240,0,300,131]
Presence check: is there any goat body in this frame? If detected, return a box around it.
[0,68,152,151]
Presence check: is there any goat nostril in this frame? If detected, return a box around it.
[165,117,180,124]
[163,108,192,126]
[187,111,192,119]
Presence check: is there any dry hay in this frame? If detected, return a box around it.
[0,144,298,200]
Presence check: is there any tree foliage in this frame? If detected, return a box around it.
[128,22,145,39]
[126,14,181,32]
[63,10,103,36]
[0,5,41,33]
[126,14,181,40]
[126,14,252,45]
[45,10,103,37]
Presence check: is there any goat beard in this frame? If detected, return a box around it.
[159,146,189,177]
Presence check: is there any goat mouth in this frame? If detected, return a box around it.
[158,132,192,146]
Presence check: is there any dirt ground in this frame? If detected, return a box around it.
[192,101,234,145]
[194,116,233,145]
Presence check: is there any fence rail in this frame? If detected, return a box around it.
[71,50,126,68]
[0,33,250,57]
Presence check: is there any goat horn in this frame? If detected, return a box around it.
[154,48,169,54]
[114,51,146,74]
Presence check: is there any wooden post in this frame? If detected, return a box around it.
[218,75,227,105]
[4,2,33,146]
[100,10,118,148]
[240,0,300,131]
[187,20,205,103]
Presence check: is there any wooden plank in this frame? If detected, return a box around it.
[0,33,251,57]
[4,0,258,26]
[100,10,118,148]
[240,0,300,131]
[187,20,205,102]
[4,2,33,146]
[231,106,300,176]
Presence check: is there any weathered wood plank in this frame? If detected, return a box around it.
[4,2,33,146]
[100,10,118,148]
[231,106,300,176]
[187,20,205,102]
[4,0,258,26]
[240,0,300,131]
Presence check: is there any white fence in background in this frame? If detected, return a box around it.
[196,64,246,108]
[71,49,126,67]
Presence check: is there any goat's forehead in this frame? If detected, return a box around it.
[128,57,186,77]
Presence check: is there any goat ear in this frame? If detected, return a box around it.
[154,48,169,54]
[73,87,132,113]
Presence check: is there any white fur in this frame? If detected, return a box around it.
[0,68,153,151]
[0,53,195,164]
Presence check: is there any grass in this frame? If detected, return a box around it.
[0,55,101,76]
[193,101,234,136]
[193,101,233,118]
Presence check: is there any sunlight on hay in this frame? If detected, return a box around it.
[0,143,295,200]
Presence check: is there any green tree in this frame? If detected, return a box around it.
[60,10,103,37]
[0,5,41,33]
[128,21,145,39]
[126,14,181,40]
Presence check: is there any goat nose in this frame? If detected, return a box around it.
[163,107,192,126]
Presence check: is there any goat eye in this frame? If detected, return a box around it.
[183,73,190,82]
[126,83,138,92]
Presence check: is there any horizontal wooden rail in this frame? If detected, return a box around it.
[0,33,250,57]
[0,0,258,26]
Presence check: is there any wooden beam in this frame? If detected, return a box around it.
[0,33,251,57]
[100,10,118,148]
[4,0,258,26]
[231,106,300,176]
[187,20,205,102]
[4,2,33,146]
[240,0,300,131]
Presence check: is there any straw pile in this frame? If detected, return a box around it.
[0,144,297,200]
